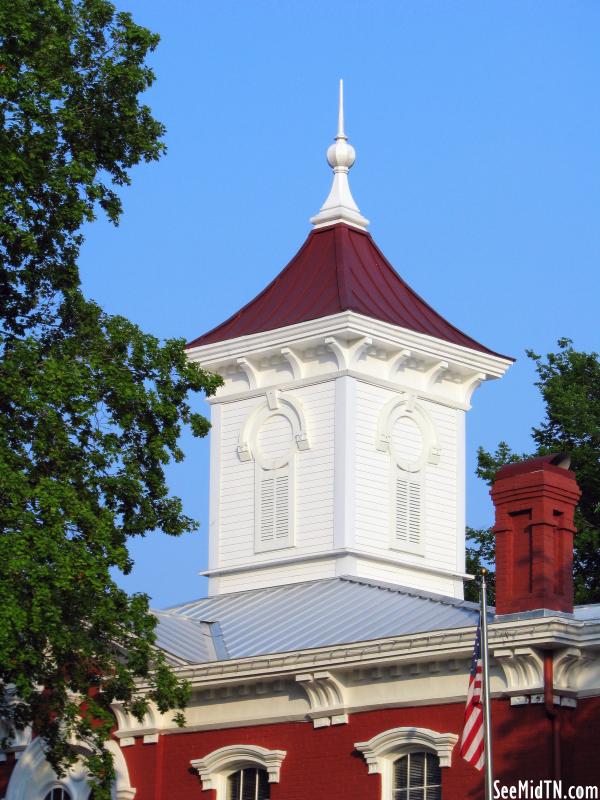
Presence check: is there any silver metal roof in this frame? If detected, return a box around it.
[153,612,228,664]
[154,576,481,664]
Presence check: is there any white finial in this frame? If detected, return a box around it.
[337,79,346,139]
[310,80,369,230]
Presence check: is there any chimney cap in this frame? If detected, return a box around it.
[495,453,572,481]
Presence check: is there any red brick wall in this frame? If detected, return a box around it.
[3,698,599,797]
[121,698,600,800]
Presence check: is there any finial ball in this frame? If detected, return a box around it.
[327,139,356,170]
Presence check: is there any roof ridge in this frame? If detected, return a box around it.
[337,574,480,610]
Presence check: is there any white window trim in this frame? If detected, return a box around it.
[190,744,286,797]
[375,396,440,473]
[237,392,309,554]
[5,737,136,800]
[376,396,440,558]
[355,727,458,798]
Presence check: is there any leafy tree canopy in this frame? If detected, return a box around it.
[0,1,221,795]
[465,339,600,605]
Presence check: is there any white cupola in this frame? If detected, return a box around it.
[186,84,512,598]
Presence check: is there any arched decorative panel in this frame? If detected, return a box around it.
[238,392,310,553]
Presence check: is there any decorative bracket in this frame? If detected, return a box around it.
[388,349,412,379]
[295,671,348,727]
[280,347,304,381]
[324,335,372,370]
[494,647,544,694]
[424,360,449,389]
[236,357,259,390]
[462,371,486,405]
[112,703,159,747]
[554,647,583,692]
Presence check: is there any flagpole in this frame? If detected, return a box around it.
[480,568,494,800]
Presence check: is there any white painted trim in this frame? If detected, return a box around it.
[208,403,222,572]
[187,311,512,379]
[5,738,136,800]
[190,744,286,795]
[239,394,310,469]
[355,726,458,798]
[376,396,439,472]
[455,408,466,584]
[333,376,356,550]
[164,616,594,676]
[295,671,348,727]
[209,369,475,412]
[199,546,472,581]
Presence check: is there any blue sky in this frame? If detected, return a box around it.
[79,1,600,608]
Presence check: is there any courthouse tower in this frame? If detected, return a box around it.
[186,82,512,598]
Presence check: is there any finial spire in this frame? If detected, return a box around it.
[337,79,346,140]
[310,80,369,230]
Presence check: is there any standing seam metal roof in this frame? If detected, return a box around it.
[187,224,510,360]
[154,576,481,664]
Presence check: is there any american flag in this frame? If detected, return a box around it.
[460,617,484,771]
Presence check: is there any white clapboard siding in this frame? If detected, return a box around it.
[217,557,337,594]
[391,415,423,464]
[256,413,294,465]
[355,558,463,598]
[354,381,460,574]
[216,380,336,573]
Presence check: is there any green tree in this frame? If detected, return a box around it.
[466,339,600,605]
[0,1,221,795]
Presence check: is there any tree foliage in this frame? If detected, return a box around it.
[467,339,600,605]
[1,0,165,339]
[0,1,221,794]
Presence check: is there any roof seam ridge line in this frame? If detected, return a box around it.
[338,574,477,608]
[333,224,344,310]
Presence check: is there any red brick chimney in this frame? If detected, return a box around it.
[491,454,581,615]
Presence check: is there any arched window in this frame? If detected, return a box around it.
[191,744,286,799]
[376,397,440,557]
[227,768,270,800]
[355,726,456,800]
[43,790,71,800]
[393,752,441,799]
[237,393,310,554]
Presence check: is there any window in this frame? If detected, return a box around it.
[393,752,441,800]
[190,744,286,799]
[355,726,457,800]
[227,768,270,800]
[394,476,422,551]
[258,469,290,548]
[376,399,439,558]
[43,791,71,800]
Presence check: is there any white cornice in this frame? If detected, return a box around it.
[204,369,475,411]
[187,311,512,379]
[199,546,472,582]
[141,615,598,690]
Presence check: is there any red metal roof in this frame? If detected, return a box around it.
[188,223,507,357]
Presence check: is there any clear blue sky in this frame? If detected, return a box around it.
[78,1,600,608]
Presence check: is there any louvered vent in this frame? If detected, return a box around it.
[260,471,290,545]
[395,476,422,551]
